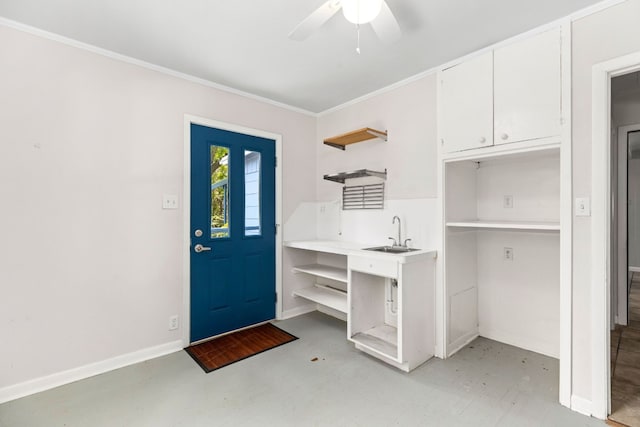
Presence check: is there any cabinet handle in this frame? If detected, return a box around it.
[479,137,486,144]
[500,133,509,141]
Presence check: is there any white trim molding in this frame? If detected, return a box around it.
[0,340,183,404]
[0,17,316,118]
[569,0,627,22]
[571,394,593,417]
[559,20,573,409]
[591,49,640,420]
[183,115,284,348]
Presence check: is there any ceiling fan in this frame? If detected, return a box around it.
[288,0,401,52]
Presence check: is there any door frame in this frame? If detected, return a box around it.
[591,51,640,419]
[182,114,283,347]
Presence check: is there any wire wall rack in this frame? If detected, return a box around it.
[342,183,385,210]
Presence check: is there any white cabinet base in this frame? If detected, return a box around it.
[286,241,437,371]
[351,325,399,359]
[349,254,436,372]
[354,343,411,372]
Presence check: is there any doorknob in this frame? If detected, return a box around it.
[194,244,212,253]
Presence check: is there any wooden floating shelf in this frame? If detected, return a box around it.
[323,127,388,150]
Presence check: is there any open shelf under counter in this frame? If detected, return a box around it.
[293,284,347,314]
[350,324,398,360]
[292,264,348,283]
[446,219,560,231]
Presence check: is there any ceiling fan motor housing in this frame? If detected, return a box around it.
[341,0,383,24]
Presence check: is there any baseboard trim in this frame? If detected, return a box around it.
[317,305,347,322]
[571,394,593,417]
[478,328,559,359]
[447,332,479,358]
[628,266,640,273]
[280,304,316,320]
[0,340,183,404]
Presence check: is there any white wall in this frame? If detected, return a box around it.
[281,74,440,318]
[612,72,640,128]
[629,155,640,268]
[5,0,640,411]
[571,0,640,404]
[315,75,439,251]
[317,76,438,202]
[0,24,316,396]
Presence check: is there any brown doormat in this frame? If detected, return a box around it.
[185,323,298,373]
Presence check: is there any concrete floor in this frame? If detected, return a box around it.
[0,312,605,427]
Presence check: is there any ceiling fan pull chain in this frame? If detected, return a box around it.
[356,24,361,54]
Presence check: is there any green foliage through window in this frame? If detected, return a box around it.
[211,145,229,238]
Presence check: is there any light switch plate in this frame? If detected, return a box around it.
[162,194,178,210]
[575,197,591,217]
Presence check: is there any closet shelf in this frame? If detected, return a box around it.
[323,169,387,184]
[446,220,560,231]
[323,127,387,150]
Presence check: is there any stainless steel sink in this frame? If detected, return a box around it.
[363,246,420,254]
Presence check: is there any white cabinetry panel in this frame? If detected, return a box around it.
[349,255,398,279]
[440,52,493,153]
[440,28,561,155]
[494,28,561,145]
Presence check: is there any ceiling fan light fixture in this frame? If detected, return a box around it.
[341,0,383,25]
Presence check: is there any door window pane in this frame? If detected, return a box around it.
[244,150,261,236]
[211,145,230,239]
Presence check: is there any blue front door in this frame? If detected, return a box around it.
[190,123,276,342]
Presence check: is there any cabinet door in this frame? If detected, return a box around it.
[494,29,561,145]
[440,52,493,153]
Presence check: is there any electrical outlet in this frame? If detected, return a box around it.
[162,194,178,210]
[169,315,179,331]
[503,195,514,209]
[504,247,514,261]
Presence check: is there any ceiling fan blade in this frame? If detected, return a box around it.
[288,0,342,41]
[371,1,401,43]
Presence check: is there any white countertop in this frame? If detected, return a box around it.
[284,240,437,263]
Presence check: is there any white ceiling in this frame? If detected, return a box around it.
[0,0,606,113]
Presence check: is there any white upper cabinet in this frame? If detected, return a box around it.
[494,28,561,145]
[440,52,493,153]
[440,28,562,154]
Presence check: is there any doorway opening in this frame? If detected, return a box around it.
[609,70,640,424]
[591,52,640,421]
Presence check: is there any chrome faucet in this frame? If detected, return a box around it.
[393,216,402,247]
[389,215,412,248]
